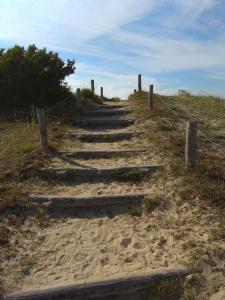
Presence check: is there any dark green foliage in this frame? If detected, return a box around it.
[80,88,103,104]
[80,88,94,99]
[0,44,75,112]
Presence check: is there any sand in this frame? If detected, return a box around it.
[1,101,225,298]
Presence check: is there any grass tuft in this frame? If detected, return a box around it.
[143,195,166,213]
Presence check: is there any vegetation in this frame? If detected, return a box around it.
[128,91,225,207]
[80,88,103,104]
[143,195,167,213]
[0,44,75,113]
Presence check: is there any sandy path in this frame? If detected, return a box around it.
[2,101,225,296]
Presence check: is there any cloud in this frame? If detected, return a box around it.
[67,62,157,98]
[1,0,225,98]
[0,0,156,47]
[108,30,225,73]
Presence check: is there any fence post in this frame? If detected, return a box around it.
[76,88,81,109]
[185,120,197,171]
[91,80,95,94]
[138,74,142,92]
[37,108,48,152]
[100,87,104,98]
[148,85,154,110]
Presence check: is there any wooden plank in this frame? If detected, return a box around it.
[76,88,81,110]
[77,118,135,128]
[37,108,48,152]
[86,109,130,117]
[56,149,147,159]
[185,120,197,171]
[5,268,202,300]
[100,87,103,98]
[30,193,149,208]
[91,79,95,94]
[40,165,161,179]
[138,74,142,92]
[65,131,145,142]
[148,85,154,110]
[96,104,128,110]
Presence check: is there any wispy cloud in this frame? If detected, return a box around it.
[0,0,156,46]
[0,0,225,97]
[67,62,157,98]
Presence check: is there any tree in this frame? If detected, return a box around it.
[0,44,75,111]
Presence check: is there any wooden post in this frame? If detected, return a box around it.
[76,88,81,109]
[100,87,103,98]
[148,85,154,110]
[185,120,197,171]
[138,74,142,92]
[91,80,95,94]
[37,108,48,152]
[134,89,136,94]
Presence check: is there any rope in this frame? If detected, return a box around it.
[158,96,185,120]
[198,129,225,150]
[47,95,74,113]
[157,95,225,153]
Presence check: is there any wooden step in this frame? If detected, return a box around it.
[77,118,135,128]
[56,149,147,159]
[31,193,149,208]
[98,104,128,109]
[86,109,130,117]
[5,268,202,300]
[40,165,161,180]
[66,131,144,142]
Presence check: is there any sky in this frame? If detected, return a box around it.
[1,0,225,98]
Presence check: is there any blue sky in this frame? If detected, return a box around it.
[1,0,225,98]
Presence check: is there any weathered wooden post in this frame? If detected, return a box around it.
[37,108,48,152]
[76,88,81,109]
[138,74,142,92]
[100,87,104,98]
[148,85,154,110]
[185,120,197,171]
[91,80,95,94]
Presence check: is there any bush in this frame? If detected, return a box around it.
[80,88,94,99]
[110,97,121,102]
[177,89,191,97]
[0,44,75,112]
[80,88,103,104]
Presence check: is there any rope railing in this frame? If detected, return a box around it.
[157,91,225,153]
[198,130,225,151]
[135,74,225,171]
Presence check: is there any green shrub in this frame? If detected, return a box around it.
[80,88,94,99]
[0,44,75,112]
[18,143,34,153]
[178,89,191,97]
[143,195,166,213]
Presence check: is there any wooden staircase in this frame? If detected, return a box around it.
[5,102,200,299]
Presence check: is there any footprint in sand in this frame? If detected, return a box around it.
[133,241,145,250]
[124,252,138,263]
[54,276,62,280]
[100,254,109,266]
[120,237,132,248]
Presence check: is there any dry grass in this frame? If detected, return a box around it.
[128,92,225,298]
[0,96,101,212]
[129,92,225,208]
[0,121,39,160]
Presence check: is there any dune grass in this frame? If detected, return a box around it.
[128,92,225,207]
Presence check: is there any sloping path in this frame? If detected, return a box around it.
[4,101,201,299]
